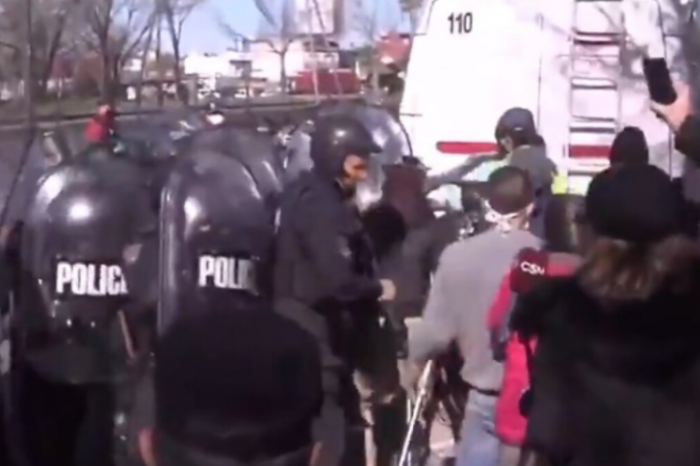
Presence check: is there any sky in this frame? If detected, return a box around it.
[179,0,408,54]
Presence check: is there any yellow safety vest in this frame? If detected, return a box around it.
[552,173,568,194]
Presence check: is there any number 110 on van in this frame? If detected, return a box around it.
[448,12,473,34]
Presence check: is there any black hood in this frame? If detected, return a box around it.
[511,263,700,382]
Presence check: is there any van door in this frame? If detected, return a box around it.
[400,0,547,206]
[401,0,546,170]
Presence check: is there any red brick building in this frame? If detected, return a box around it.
[376,32,411,68]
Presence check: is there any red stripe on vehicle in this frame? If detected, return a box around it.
[436,141,611,160]
[436,141,498,155]
[568,145,610,158]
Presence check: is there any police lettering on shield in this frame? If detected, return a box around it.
[198,255,257,292]
[55,261,128,296]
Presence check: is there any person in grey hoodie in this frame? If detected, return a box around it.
[408,166,542,466]
[496,108,557,237]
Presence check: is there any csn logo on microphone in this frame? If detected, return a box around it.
[519,261,546,276]
[54,259,128,298]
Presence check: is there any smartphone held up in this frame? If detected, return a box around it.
[642,57,676,105]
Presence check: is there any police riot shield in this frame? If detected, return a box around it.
[0,133,64,238]
[316,102,413,162]
[281,102,412,210]
[17,157,153,383]
[158,149,275,335]
[187,125,284,209]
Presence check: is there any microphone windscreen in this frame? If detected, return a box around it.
[509,248,548,294]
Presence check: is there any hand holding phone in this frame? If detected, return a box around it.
[650,82,691,132]
[643,58,677,105]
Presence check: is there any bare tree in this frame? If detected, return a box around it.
[134,13,156,108]
[308,0,342,98]
[0,0,79,98]
[399,0,424,36]
[352,0,383,93]
[79,0,157,101]
[159,0,203,103]
[219,0,296,93]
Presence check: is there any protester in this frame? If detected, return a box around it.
[495,108,557,237]
[651,83,700,200]
[510,164,700,466]
[84,103,116,145]
[362,161,475,466]
[408,166,541,466]
[650,84,700,236]
[486,194,586,466]
[608,126,649,166]
[137,309,323,466]
[495,108,556,191]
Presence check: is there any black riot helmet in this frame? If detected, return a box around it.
[309,114,381,179]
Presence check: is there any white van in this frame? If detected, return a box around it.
[400,0,694,207]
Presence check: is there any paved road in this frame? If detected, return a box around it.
[0,95,357,129]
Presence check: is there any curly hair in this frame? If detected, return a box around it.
[578,234,700,301]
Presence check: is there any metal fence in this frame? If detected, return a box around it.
[0,95,365,128]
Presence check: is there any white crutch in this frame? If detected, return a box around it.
[397,360,435,466]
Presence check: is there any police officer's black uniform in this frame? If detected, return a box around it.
[273,114,386,465]
[9,153,153,466]
[121,132,283,466]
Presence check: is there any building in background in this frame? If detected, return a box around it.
[249,39,305,89]
[228,36,251,53]
[376,33,411,68]
[248,35,343,88]
[183,49,252,95]
[293,0,344,36]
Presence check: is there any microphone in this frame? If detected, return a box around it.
[509,248,548,294]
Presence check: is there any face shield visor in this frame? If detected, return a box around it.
[347,106,413,212]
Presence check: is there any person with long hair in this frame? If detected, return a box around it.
[510,164,700,466]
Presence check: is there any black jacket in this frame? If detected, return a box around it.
[511,267,700,466]
[273,170,382,311]
[364,207,472,320]
[676,116,700,203]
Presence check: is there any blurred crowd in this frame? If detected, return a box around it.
[109,83,700,466]
[406,82,700,466]
[3,76,700,466]
[126,81,700,466]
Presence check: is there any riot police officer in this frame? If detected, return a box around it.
[118,132,293,466]
[9,150,153,466]
[273,114,397,466]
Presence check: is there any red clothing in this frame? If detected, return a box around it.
[486,254,576,446]
[83,112,113,144]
